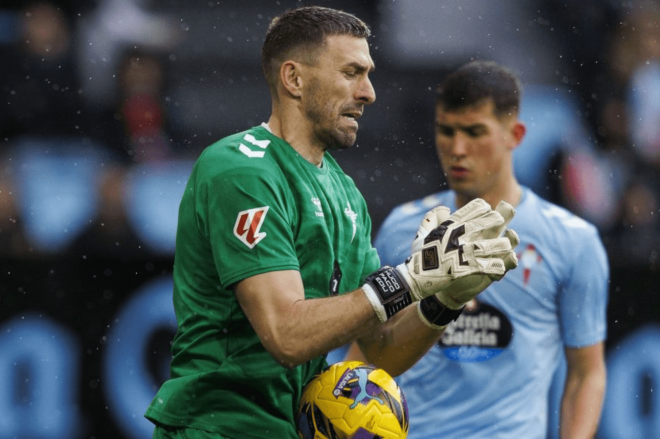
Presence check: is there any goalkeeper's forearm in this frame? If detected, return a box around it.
[351,302,447,377]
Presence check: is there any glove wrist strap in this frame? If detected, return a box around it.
[418,295,464,329]
[362,266,413,322]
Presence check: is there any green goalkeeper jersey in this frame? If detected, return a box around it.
[144,124,380,438]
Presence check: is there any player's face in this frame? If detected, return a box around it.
[302,35,376,150]
[435,99,520,201]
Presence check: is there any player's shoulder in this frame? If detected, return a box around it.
[521,189,599,239]
[383,191,453,229]
[391,191,452,216]
[201,125,275,161]
[196,125,282,177]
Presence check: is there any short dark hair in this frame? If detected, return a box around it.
[261,6,371,89]
[436,60,523,118]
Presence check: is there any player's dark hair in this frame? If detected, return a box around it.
[436,60,522,118]
[261,6,371,89]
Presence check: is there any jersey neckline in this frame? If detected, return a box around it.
[256,124,330,175]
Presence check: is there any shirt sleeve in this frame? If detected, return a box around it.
[559,226,609,348]
[196,154,300,289]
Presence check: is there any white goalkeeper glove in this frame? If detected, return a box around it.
[362,198,519,323]
[414,199,519,328]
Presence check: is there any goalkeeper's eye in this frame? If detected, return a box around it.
[465,127,485,138]
[436,125,454,137]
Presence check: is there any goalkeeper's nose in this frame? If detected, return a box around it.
[355,76,376,105]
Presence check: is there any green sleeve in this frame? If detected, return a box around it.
[195,150,300,289]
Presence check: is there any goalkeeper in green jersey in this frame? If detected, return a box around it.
[145,6,519,439]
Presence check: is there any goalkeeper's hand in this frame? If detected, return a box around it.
[362,198,519,323]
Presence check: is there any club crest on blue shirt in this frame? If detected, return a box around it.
[519,243,543,285]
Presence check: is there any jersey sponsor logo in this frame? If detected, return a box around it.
[238,133,271,158]
[519,244,543,285]
[311,197,324,217]
[233,206,269,249]
[344,201,358,243]
[438,300,513,362]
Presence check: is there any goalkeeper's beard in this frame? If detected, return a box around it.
[304,85,359,151]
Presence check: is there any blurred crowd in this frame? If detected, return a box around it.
[0,0,193,262]
[0,0,659,271]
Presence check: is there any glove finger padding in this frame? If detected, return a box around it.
[495,200,516,225]
[434,274,495,309]
[474,251,518,277]
[427,242,512,309]
[504,228,520,247]
[464,242,509,278]
[460,200,516,241]
[469,236,515,260]
[501,229,520,271]
[459,210,506,242]
[422,200,515,249]
[422,206,452,231]
[411,206,451,253]
[445,198,493,224]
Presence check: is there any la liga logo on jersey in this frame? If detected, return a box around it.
[233,206,269,249]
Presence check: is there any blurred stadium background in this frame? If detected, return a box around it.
[0,0,659,438]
